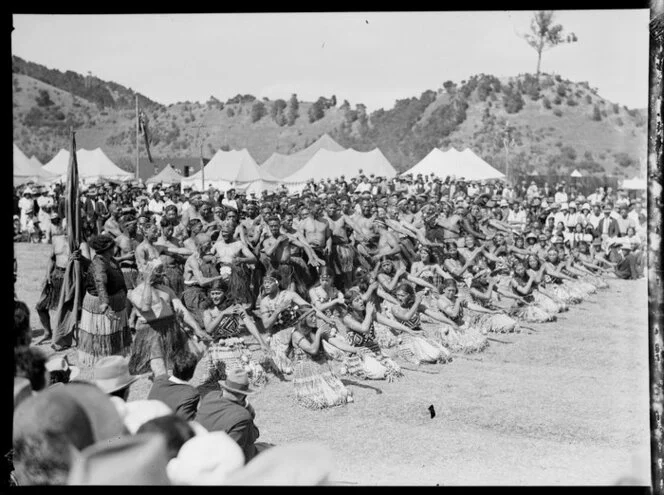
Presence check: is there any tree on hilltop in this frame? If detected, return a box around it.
[287,94,299,126]
[521,11,578,82]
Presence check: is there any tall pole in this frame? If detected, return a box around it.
[200,143,204,192]
[135,94,140,180]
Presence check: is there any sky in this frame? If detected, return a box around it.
[11,10,650,112]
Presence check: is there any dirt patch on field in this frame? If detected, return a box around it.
[14,243,650,485]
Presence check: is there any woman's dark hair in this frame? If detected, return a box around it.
[264,270,282,282]
[172,351,200,382]
[160,217,172,228]
[395,282,415,298]
[441,278,458,292]
[14,346,47,392]
[317,266,334,279]
[136,415,196,461]
[14,300,32,348]
[209,278,228,292]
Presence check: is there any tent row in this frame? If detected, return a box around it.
[15,135,510,191]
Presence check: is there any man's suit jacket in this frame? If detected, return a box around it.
[595,217,619,239]
[195,391,259,462]
[147,375,200,421]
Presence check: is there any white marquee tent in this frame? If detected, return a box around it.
[261,134,345,179]
[146,164,183,185]
[620,177,647,190]
[181,148,280,194]
[281,148,396,192]
[402,148,505,181]
[14,144,57,186]
[43,148,133,183]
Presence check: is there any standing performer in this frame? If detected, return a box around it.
[35,219,84,344]
[115,216,140,291]
[78,234,132,366]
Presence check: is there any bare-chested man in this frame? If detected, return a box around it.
[261,216,321,296]
[210,220,257,305]
[35,217,87,343]
[236,201,266,254]
[324,201,358,287]
[134,223,162,276]
[297,203,332,275]
[115,216,140,290]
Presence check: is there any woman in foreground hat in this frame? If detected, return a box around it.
[78,234,132,366]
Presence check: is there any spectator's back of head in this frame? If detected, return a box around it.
[14,346,47,392]
[136,415,196,460]
[172,350,199,382]
[13,387,96,485]
[14,300,32,348]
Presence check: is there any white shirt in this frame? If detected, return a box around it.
[355,182,372,194]
[148,199,165,215]
[554,191,568,204]
[222,198,239,210]
[587,212,603,230]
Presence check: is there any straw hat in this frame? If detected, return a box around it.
[93,356,140,394]
[166,431,245,485]
[121,400,173,435]
[218,368,257,396]
[68,433,171,485]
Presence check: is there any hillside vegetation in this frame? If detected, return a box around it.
[13,56,646,177]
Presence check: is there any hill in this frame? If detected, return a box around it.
[12,56,646,178]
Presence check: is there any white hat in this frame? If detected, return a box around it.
[121,400,173,435]
[569,201,577,209]
[540,200,549,209]
[166,431,245,485]
[560,202,569,210]
[582,203,591,211]
[23,187,33,195]
[499,199,509,207]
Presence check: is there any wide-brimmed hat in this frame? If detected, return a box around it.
[620,240,633,251]
[14,376,32,410]
[526,232,538,241]
[68,433,171,485]
[603,204,613,212]
[121,400,173,435]
[167,431,245,485]
[581,203,591,211]
[93,356,140,394]
[46,354,81,382]
[560,203,569,211]
[218,368,257,396]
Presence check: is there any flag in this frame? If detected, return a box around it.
[53,131,83,349]
[138,110,153,163]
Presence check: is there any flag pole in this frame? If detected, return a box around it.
[135,94,140,180]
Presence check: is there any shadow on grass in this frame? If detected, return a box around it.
[341,378,383,394]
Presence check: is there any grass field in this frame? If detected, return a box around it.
[14,242,651,485]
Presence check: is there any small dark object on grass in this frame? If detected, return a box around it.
[428,405,436,419]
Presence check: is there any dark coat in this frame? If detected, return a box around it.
[147,375,200,421]
[595,217,619,239]
[195,391,259,462]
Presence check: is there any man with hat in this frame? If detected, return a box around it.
[195,368,267,463]
[596,204,619,245]
[35,215,86,344]
[93,356,141,401]
[613,239,642,280]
